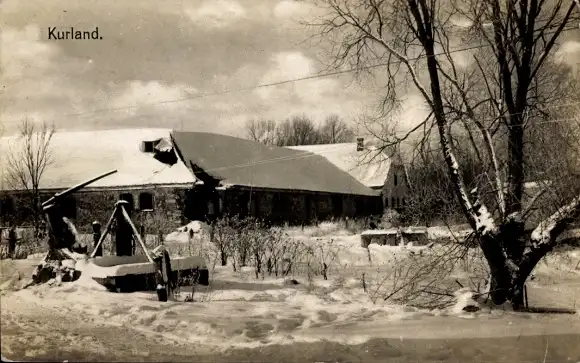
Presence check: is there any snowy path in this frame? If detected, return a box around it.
[2,291,580,362]
[3,278,579,351]
[2,237,580,361]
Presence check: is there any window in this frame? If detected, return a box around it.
[142,141,155,153]
[394,174,398,186]
[139,192,154,211]
[119,193,134,212]
[356,137,364,151]
[0,196,14,216]
[391,197,395,208]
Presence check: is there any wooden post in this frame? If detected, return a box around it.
[8,227,17,259]
[139,225,146,254]
[90,205,117,258]
[154,257,168,302]
[161,250,171,298]
[153,247,172,302]
[120,205,153,263]
[92,221,102,257]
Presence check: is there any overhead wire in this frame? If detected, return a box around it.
[27,25,579,120]
[5,23,579,178]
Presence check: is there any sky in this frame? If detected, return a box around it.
[1,0,579,139]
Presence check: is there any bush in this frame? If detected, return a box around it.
[211,215,342,280]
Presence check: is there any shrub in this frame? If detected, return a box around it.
[210,215,342,280]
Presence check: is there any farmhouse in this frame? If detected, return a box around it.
[0,129,382,234]
[288,138,410,212]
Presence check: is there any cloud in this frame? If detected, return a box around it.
[207,51,370,128]
[0,0,391,139]
[273,0,314,20]
[108,81,198,116]
[0,25,95,132]
[1,25,56,80]
[184,0,246,28]
[0,25,202,133]
[255,51,339,104]
[397,93,430,132]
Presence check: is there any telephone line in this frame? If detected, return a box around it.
[48,26,578,120]
[65,43,489,118]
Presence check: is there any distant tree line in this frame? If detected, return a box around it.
[245,114,356,146]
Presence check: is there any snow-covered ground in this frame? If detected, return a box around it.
[1,224,580,360]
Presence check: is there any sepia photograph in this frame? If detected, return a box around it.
[1,0,580,361]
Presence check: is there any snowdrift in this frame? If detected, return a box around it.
[164,221,212,244]
[2,223,579,352]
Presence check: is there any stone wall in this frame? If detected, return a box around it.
[1,185,382,231]
[74,187,187,235]
[219,188,380,224]
[0,186,187,234]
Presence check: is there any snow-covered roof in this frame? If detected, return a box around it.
[171,132,379,196]
[0,128,197,191]
[287,143,393,188]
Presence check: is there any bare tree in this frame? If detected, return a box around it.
[245,119,278,145]
[276,114,321,146]
[6,119,55,233]
[319,114,356,143]
[245,114,357,146]
[313,0,580,308]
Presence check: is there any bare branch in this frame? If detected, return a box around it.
[5,119,55,230]
[530,194,580,248]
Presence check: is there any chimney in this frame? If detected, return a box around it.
[356,137,364,151]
